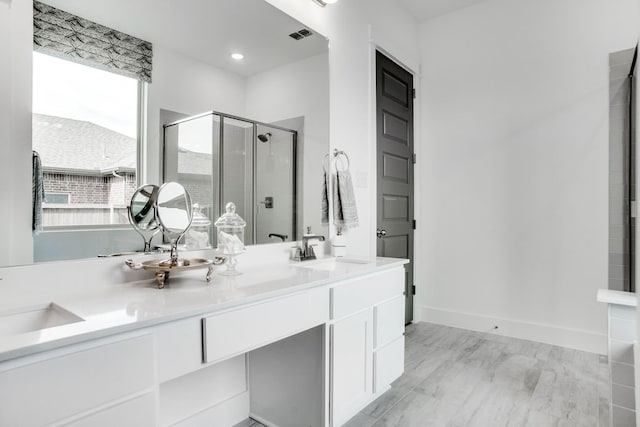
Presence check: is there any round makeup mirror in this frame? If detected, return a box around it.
[128,184,160,253]
[156,182,193,264]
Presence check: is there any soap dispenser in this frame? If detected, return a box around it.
[332,227,347,257]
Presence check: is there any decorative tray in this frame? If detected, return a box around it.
[125,257,226,289]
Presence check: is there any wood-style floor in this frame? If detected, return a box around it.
[237,322,611,427]
[347,322,610,427]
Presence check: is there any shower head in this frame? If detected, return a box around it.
[257,132,272,143]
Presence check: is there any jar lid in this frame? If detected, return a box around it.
[191,204,211,227]
[214,202,246,228]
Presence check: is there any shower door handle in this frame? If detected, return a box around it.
[259,196,274,209]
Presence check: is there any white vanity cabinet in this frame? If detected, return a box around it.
[329,268,406,426]
[0,259,407,427]
[0,332,156,427]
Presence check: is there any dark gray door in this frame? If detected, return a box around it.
[376,51,414,324]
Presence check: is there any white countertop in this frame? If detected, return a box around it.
[0,255,407,363]
[597,288,637,307]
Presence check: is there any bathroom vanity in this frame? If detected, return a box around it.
[0,248,407,426]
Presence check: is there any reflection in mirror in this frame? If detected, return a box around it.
[157,182,193,238]
[128,184,160,253]
[24,0,329,265]
[156,182,193,264]
[164,113,298,246]
[255,124,297,245]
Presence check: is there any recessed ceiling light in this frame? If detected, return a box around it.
[231,53,245,61]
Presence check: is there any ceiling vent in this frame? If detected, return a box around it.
[289,28,313,40]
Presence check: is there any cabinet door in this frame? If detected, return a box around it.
[331,308,373,427]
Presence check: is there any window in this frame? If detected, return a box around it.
[44,192,70,204]
[32,52,141,228]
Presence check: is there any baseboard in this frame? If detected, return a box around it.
[417,305,607,355]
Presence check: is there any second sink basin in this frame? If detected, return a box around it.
[295,257,373,272]
[0,303,84,337]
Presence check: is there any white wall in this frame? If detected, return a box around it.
[0,0,33,267]
[264,0,419,256]
[246,53,330,238]
[417,0,640,353]
[146,45,247,185]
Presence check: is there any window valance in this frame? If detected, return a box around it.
[33,1,152,83]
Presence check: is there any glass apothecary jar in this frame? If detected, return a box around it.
[214,202,246,275]
[185,204,212,250]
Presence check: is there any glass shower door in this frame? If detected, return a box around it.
[221,117,254,244]
[164,113,219,247]
[254,125,296,244]
[164,112,298,247]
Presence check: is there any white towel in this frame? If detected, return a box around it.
[32,151,45,234]
[333,170,359,229]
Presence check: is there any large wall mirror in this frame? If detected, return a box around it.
[30,0,329,263]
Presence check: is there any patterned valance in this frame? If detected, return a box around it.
[33,1,152,83]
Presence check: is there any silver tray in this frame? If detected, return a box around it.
[125,257,225,289]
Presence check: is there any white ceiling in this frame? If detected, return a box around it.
[398,0,489,22]
[42,0,328,77]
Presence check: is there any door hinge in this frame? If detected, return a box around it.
[412,285,416,295]
[412,219,416,230]
[412,153,416,164]
[412,88,416,99]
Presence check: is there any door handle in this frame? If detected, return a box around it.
[376,229,387,239]
[259,196,274,209]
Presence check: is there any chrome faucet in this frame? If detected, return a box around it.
[268,233,288,242]
[299,234,325,261]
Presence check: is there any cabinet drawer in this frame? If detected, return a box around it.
[65,392,156,427]
[374,295,405,349]
[331,268,404,319]
[373,336,404,393]
[0,334,155,427]
[203,287,329,364]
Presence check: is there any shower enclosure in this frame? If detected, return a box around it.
[609,46,637,293]
[163,111,297,246]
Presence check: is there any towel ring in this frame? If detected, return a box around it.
[333,149,350,172]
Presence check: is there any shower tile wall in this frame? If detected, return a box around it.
[609,48,635,292]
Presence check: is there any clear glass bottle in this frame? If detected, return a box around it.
[214,202,246,275]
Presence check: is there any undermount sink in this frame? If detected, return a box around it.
[295,257,373,272]
[0,303,84,337]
